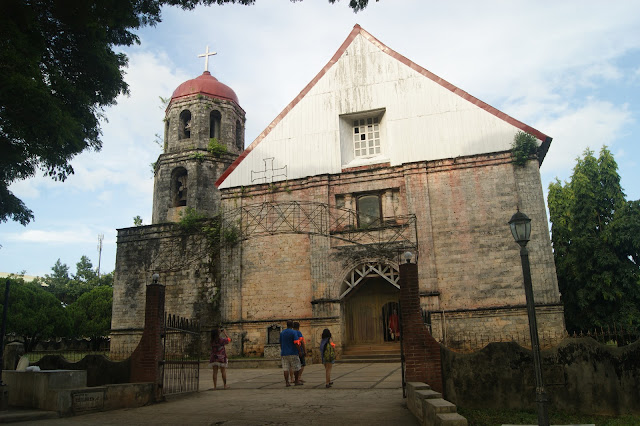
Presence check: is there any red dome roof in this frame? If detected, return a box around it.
[171,71,239,105]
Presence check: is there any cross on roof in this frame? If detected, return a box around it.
[198,45,217,72]
[251,158,287,184]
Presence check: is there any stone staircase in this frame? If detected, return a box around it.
[339,342,401,363]
[406,382,468,425]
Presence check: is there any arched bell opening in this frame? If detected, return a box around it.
[179,110,192,140]
[171,167,188,207]
[209,110,221,140]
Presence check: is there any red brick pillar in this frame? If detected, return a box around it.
[399,262,443,393]
[130,283,165,399]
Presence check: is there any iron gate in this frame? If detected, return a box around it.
[161,314,201,396]
[399,301,406,397]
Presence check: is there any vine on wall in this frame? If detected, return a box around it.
[511,131,538,167]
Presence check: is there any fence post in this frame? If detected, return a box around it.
[129,282,165,400]
[399,261,443,393]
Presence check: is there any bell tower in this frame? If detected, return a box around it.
[152,48,246,223]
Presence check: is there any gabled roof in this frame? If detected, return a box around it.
[215,24,551,188]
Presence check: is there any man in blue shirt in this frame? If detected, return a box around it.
[293,321,306,383]
[280,320,302,386]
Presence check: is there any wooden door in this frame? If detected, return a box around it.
[344,277,399,344]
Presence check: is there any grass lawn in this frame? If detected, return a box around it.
[457,407,640,426]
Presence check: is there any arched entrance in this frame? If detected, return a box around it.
[341,262,400,344]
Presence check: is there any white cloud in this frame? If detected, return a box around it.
[3,0,640,277]
[540,100,633,176]
[5,228,95,244]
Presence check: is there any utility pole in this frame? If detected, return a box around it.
[97,234,104,280]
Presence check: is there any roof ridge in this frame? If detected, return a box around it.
[215,25,551,188]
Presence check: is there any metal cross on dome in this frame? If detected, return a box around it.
[198,45,217,72]
[251,158,287,184]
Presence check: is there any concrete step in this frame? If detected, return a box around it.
[341,353,400,359]
[337,357,401,363]
[342,343,401,356]
[0,409,59,423]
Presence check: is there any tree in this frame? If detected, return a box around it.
[43,256,111,305]
[0,278,70,352]
[74,255,97,283]
[67,285,113,347]
[548,147,640,333]
[0,0,374,226]
[42,259,72,304]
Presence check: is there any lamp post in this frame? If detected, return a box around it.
[509,210,549,426]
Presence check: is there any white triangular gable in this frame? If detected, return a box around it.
[217,25,549,189]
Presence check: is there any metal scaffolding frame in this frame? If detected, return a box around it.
[223,201,418,251]
[147,201,418,273]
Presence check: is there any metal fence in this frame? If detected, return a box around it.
[21,341,137,363]
[161,314,201,396]
[421,312,639,353]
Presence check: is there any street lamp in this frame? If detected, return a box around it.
[509,210,549,426]
[402,251,414,264]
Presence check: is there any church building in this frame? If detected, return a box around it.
[111,25,565,358]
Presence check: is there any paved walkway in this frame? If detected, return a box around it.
[8,363,419,425]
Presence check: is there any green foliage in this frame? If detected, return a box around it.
[191,152,206,162]
[178,207,207,232]
[159,96,170,109]
[222,226,239,245]
[1,278,70,352]
[548,147,640,332]
[458,407,640,426]
[511,131,538,166]
[0,0,373,225]
[208,138,227,157]
[43,257,112,306]
[67,286,113,340]
[268,183,277,193]
[133,215,143,226]
[74,255,97,283]
[327,0,375,12]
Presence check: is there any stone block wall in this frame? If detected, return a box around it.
[112,224,217,350]
[152,151,236,224]
[429,304,566,351]
[164,96,245,155]
[406,382,468,426]
[442,338,640,415]
[111,150,564,359]
[214,153,563,356]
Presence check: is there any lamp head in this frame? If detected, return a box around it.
[403,251,414,264]
[508,210,531,247]
[152,273,160,284]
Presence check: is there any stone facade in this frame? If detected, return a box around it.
[113,150,565,358]
[209,152,564,357]
[111,27,565,360]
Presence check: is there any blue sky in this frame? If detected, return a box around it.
[2,0,640,277]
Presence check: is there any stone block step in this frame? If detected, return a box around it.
[341,353,400,359]
[337,356,401,363]
[437,412,468,425]
[342,344,401,357]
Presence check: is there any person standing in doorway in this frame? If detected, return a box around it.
[280,320,302,386]
[320,328,336,388]
[209,327,231,390]
[388,308,400,341]
[293,321,306,383]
